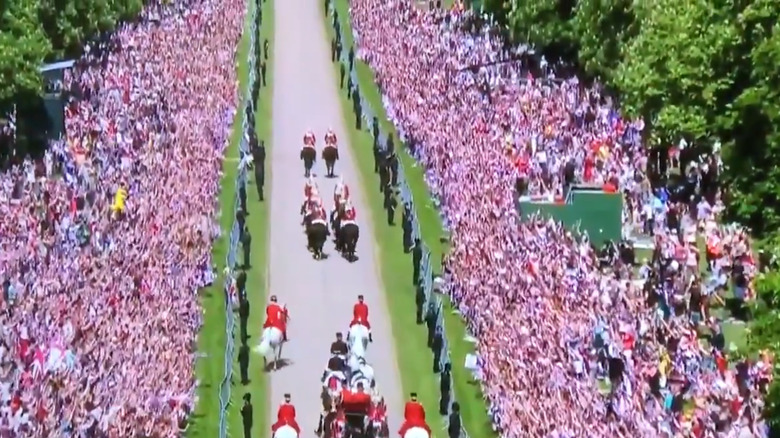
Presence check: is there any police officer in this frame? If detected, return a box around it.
[236,209,246,240]
[415,283,425,324]
[378,157,390,193]
[348,46,355,71]
[242,226,252,268]
[412,238,422,285]
[447,402,461,438]
[242,393,253,438]
[402,203,413,252]
[239,294,250,344]
[386,133,395,156]
[252,140,266,201]
[239,341,250,385]
[387,151,399,186]
[339,62,346,89]
[384,186,397,226]
[439,363,452,415]
[432,326,443,372]
[346,74,353,99]
[236,270,248,300]
[239,183,248,215]
[353,88,362,130]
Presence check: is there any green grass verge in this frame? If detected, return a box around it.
[325,2,495,437]
[189,1,273,436]
[225,0,276,437]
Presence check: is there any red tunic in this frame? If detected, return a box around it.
[353,303,369,321]
[326,132,337,145]
[398,401,430,437]
[344,207,356,221]
[271,403,300,434]
[264,303,287,331]
[304,133,316,146]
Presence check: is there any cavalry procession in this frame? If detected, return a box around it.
[263,294,433,438]
[301,128,340,178]
[300,175,360,261]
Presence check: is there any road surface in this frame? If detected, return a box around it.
[267,0,404,435]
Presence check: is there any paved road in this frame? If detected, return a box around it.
[267,0,404,435]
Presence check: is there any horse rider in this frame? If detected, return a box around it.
[264,295,289,342]
[325,127,337,146]
[271,393,301,435]
[304,130,316,149]
[331,332,349,357]
[342,200,357,223]
[352,295,372,342]
[334,176,350,206]
[304,176,318,198]
[398,392,432,437]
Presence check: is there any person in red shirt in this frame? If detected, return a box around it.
[271,393,301,435]
[350,295,372,342]
[264,295,289,342]
[398,393,431,437]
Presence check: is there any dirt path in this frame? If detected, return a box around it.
[266,0,404,435]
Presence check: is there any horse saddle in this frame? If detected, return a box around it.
[311,218,327,226]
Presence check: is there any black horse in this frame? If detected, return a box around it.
[301,147,316,177]
[322,145,339,177]
[340,223,359,262]
[307,221,328,259]
[343,413,371,438]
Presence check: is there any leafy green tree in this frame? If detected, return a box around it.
[610,0,741,145]
[571,0,638,82]
[0,0,52,104]
[506,0,579,59]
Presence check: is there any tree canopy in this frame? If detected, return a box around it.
[484,0,780,426]
[0,0,143,105]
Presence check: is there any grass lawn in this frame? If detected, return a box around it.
[188,0,273,436]
[226,0,276,436]
[325,2,495,437]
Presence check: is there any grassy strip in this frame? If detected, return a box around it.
[189,1,253,436]
[226,0,276,436]
[326,2,496,437]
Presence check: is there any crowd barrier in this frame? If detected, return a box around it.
[217,0,259,436]
[326,4,470,437]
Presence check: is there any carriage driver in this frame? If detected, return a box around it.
[321,333,349,381]
[264,295,289,342]
[398,392,431,437]
[351,295,372,342]
[325,128,337,145]
[271,393,301,435]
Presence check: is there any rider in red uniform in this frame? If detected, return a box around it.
[350,295,372,342]
[264,295,289,342]
[398,393,431,437]
[303,131,316,148]
[325,128,337,146]
[343,202,357,222]
[271,393,301,435]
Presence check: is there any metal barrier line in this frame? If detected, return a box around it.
[216,0,259,436]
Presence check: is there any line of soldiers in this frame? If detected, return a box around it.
[329,3,363,132]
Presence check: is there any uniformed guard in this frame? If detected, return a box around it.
[239,342,250,385]
[384,187,397,226]
[239,295,250,344]
[412,238,422,285]
[379,158,390,193]
[348,46,355,71]
[339,62,346,89]
[402,203,413,252]
[330,332,348,357]
[346,75,353,99]
[242,226,252,268]
[387,151,399,186]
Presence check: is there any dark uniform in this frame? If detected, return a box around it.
[330,339,348,356]
[384,187,397,225]
[242,394,253,438]
[239,343,250,384]
[242,227,252,268]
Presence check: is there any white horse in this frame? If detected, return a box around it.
[273,424,298,438]
[348,361,375,391]
[347,324,369,362]
[404,427,430,438]
[256,326,284,370]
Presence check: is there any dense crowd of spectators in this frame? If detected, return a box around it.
[0,0,242,435]
[350,1,768,437]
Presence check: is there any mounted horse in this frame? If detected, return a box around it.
[306,207,329,260]
[337,201,359,261]
[256,323,285,371]
[273,425,299,438]
[301,132,317,177]
[322,130,339,177]
[347,323,370,370]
